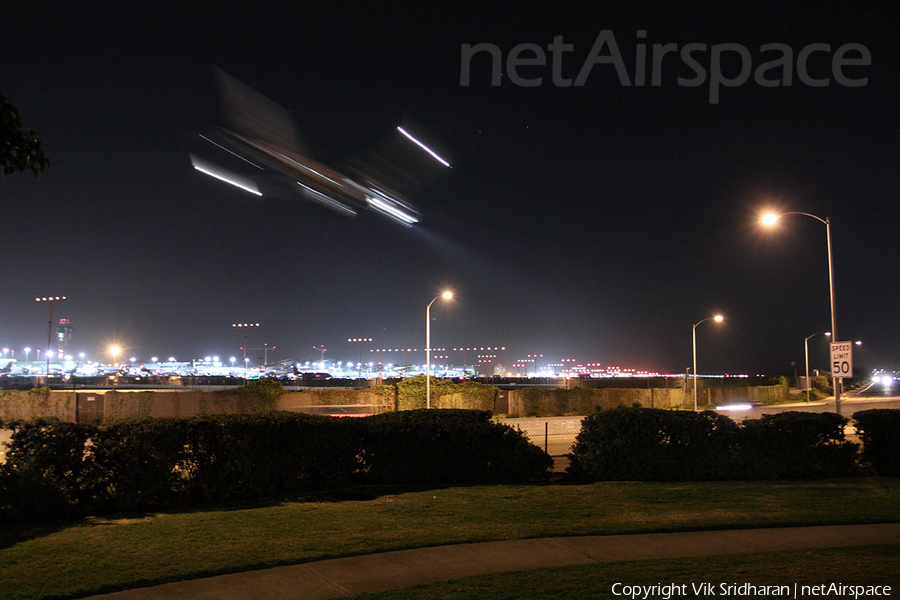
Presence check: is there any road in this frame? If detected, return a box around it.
[718,385,900,422]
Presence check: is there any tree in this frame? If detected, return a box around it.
[1,92,50,178]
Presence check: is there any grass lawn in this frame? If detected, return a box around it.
[2,478,900,600]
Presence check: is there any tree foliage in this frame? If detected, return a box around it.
[1,92,50,178]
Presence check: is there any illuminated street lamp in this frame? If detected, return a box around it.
[692,314,724,411]
[109,345,120,365]
[426,291,453,409]
[232,322,259,380]
[24,347,30,364]
[762,211,842,413]
[804,332,831,403]
[36,295,66,377]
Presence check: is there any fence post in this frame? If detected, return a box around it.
[545,421,548,453]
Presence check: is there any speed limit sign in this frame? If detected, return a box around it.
[830,341,854,378]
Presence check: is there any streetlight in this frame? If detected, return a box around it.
[692,314,724,411]
[232,323,259,380]
[109,345,120,365]
[762,211,842,413]
[36,296,66,377]
[24,347,30,364]
[804,331,831,403]
[426,291,453,409]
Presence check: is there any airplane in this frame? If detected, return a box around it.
[189,68,451,227]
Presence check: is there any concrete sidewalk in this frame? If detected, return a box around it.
[85,523,900,600]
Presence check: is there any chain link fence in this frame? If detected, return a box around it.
[498,417,584,457]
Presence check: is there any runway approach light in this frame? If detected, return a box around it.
[397,127,451,167]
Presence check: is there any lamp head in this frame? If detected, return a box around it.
[441,291,453,300]
[713,315,724,322]
[761,213,779,226]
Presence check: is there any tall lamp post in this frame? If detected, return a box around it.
[348,338,372,384]
[36,296,66,377]
[425,291,453,409]
[804,331,831,404]
[396,348,417,376]
[232,323,259,380]
[692,314,724,411]
[762,212,841,413]
[313,345,327,369]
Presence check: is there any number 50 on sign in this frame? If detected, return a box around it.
[830,342,854,378]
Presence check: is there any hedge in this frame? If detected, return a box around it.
[567,407,740,481]
[737,412,858,479]
[0,409,551,523]
[0,418,97,519]
[568,407,859,481]
[361,409,552,484]
[854,409,900,476]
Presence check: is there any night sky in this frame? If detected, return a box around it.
[2,2,898,375]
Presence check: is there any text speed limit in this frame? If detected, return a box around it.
[830,341,854,378]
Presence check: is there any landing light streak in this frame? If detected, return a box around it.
[366,195,418,226]
[397,127,451,167]
[190,154,262,196]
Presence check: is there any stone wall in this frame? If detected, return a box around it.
[0,383,788,423]
[0,388,76,422]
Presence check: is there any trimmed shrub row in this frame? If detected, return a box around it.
[363,409,551,484]
[0,410,551,523]
[854,409,900,476]
[568,407,860,481]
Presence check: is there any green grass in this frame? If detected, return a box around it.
[349,545,900,599]
[2,478,900,600]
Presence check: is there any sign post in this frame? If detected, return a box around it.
[830,341,853,415]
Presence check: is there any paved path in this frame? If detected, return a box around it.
[85,523,900,600]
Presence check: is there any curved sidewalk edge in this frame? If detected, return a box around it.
[85,523,900,600]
